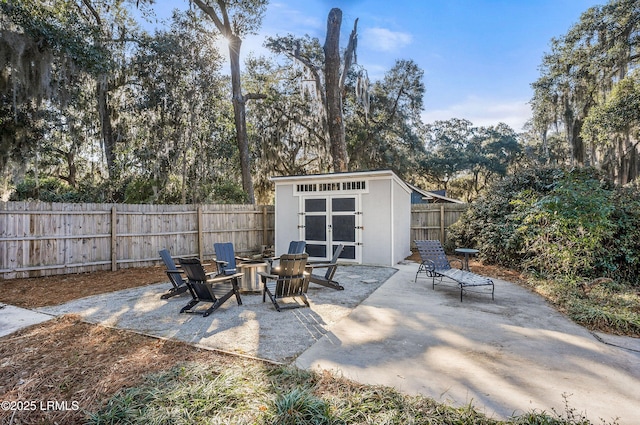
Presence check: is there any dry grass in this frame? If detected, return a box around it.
[0,315,255,424]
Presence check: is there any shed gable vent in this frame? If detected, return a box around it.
[296,180,366,193]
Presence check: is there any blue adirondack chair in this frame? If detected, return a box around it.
[214,242,243,275]
[159,248,188,299]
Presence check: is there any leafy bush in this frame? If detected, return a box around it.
[207,180,248,204]
[123,177,157,204]
[10,176,110,203]
[449,167,640,286]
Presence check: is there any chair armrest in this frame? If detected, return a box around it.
[206,272,243,284]
[258,271,279,282]
[450,258,464,269]
[306,262,333,269]
[307,259,334,265]
[420,259,436,272]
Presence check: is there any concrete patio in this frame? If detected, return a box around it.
[296,262,640,424]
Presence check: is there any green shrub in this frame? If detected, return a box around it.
[213,180,249,204]
[449,166,640,286]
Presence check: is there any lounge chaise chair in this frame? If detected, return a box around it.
[414,240,494,301]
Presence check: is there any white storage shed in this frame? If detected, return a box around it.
[271,170,412,266]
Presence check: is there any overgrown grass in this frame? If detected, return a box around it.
[525,275,640,336]
[87,362,617,424]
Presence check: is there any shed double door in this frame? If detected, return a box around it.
[301,195,360,262]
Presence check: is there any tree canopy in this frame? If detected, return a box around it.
[1,0,639,205]
[530,0,640,183]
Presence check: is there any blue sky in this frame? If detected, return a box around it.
[148,0,599,132]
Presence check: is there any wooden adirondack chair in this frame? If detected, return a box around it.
[305,244,345,290]
[213,242,252,275]
[265,240,307,270]
[178,257,243,317]
[259,253,310,312]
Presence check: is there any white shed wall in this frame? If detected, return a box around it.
[361,179,392,265]
[392,178,412,264]
[274,183,298,255]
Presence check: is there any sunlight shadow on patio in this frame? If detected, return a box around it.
[38,265,397,363]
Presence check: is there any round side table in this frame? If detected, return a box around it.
[454,248,479,271]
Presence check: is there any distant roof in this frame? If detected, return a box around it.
[405,183,465,204]
[271,169,398,181]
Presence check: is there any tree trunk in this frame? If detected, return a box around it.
[191,0,256,203]
[228,35,255,203]
[324,8,349,172]
[563,97,585,166]
[96,76,116,179]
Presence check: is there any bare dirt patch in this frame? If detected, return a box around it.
[0,266,166,309]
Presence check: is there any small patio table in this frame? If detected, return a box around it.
[454,248,479,272]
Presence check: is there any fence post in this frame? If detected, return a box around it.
[262,206,269,246]
[440,204,445,244]
[197,205,204,261]
[111,205,117,271]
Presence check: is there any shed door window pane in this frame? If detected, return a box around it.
[338,245,356,260]
[306,244,327,258]
[305,216,326,241]
[332,215,355,242]
[305,199,326,212]
[332,198,355,212]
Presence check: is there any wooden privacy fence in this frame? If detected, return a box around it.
[410,203,468,247]
[0,201,466,279]
[0,202,274,279]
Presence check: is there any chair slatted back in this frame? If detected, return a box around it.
[160,248,184,284]
[275,254,309,297]
[214,242,237,275]
[178,257,214,301]
[159,249,178,270]
[287,241,306,255]
[415,240,452,271]
[324,244,344,280]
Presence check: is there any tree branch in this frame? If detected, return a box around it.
[340,18,358,90]
[79,0,101,26]
[243,92,267,102]
[192,0,226,35]
[217,0,232,35]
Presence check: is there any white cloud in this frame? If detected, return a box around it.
[362,27,412,52]
[421,96,532,132]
